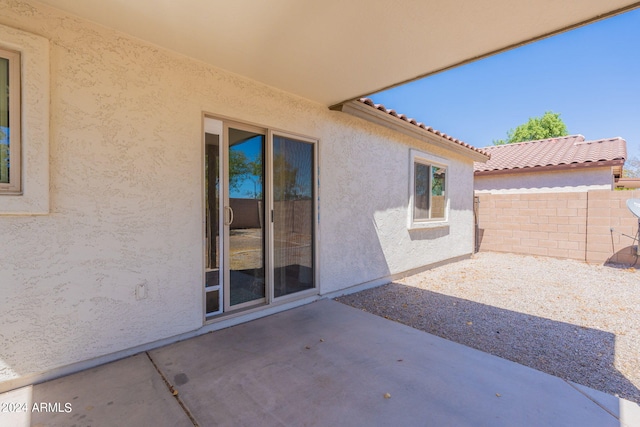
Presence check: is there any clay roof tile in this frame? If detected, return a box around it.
[357,98,488,157]
[474,135,626,173]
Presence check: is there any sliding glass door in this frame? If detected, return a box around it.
[204,118,316,318]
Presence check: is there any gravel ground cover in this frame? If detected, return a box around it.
[336,252,640,404]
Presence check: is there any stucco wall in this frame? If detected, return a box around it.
[0,0,475,389]
[319,115,475,294]
[475,167,613,194]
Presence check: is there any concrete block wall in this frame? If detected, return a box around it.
[586,190,640,264]
[476,190,640,264]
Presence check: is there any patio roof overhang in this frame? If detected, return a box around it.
[36,0,640,107]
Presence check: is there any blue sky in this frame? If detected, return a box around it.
[368,8,640,161]
[230,136,263,199]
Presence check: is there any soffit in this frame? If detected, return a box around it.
[37,0,640,106]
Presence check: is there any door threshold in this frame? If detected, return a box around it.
[204,292,319,325]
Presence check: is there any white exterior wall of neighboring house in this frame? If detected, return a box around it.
[0,1,475,391]
[474,166,614,194]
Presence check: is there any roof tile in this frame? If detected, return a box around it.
[474,135,627,173]
[358,98,489,157]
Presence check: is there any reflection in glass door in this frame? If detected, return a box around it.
[225,127,266,309]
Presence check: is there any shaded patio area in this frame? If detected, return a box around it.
[1,300,638,426]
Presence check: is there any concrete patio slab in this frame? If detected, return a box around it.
[569,382,640,427]
[149,299,623,426]
[2,299,636,426]
[1,353,193,427]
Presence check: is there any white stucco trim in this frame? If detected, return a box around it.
[0,24,49,215]
[474,167,615,194]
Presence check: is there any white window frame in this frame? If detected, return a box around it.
[408,149,449,229]
[0,47,21,194]
[0,24,49,215]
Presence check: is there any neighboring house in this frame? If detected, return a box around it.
[0,0,632,393]
[474,135,627,194]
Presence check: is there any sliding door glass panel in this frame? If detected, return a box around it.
[205,133,222,315]
[273,135,314,298]
[228,128,265,307]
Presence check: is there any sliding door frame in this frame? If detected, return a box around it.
[202,113,319,322]
[268,130,319,304]
[223,121,269,312]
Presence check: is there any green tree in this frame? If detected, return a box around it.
[493,111,568,145]
[228,149,251,193]
[246,152,263,199]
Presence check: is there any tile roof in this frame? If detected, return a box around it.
[357,98,489,157]
[474,135,627,174]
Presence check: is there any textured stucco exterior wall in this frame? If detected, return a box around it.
[319,114,475,294]
[0,0,475,388]
[474,167,613,194]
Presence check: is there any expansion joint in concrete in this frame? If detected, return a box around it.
[145,351,199,427]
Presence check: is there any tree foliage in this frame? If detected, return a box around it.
[493,111,568,145]
[273,153,301,200]
[228,150,252,193]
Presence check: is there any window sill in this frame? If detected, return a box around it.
[408,220,449,231]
